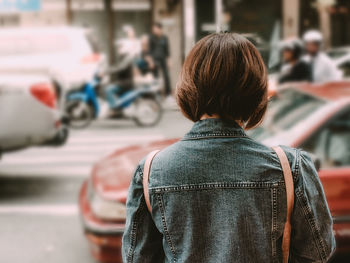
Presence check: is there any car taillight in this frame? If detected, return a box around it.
[81,53,100,64]
[30,83,56,109]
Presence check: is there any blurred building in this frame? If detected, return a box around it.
[1,0,350,92]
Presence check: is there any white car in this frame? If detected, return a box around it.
[0,26,102,96]
[0,74,68,155]
[0,26,102,155]
[327,46,350,79]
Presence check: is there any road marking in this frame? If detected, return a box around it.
[0,204,78,216]
[0,132,167,178]
[0,134,165,165]
[0,166,91,178]
[67,134,165,144]
[1,154,107,164]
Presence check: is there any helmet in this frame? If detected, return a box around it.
[280,38,302,50]
[303,30,323,43]
[280,38,303,59]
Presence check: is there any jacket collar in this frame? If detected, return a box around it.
[183,118,247,140]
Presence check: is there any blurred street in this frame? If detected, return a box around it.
[0,110,191,263]
[0,0,349,262]
[1,109,349,263]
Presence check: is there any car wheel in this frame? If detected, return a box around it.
[49,128,69,146]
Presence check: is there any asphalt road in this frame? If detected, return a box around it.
[0,110,192,263]
[0,110,348,263]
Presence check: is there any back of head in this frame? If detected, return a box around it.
[176,33,268,129]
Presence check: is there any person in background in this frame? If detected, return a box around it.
[135,35,155,76]
[149,22,171,97]
[134,35,156,87]
[278,38,312,84]
[104,26,137,116]
[115,25,141,58]
[103,51,134,116]
[303,30,342,83]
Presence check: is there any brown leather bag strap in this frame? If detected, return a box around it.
[143,150,160,213]
[272,146,294,263]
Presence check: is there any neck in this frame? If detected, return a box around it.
[200,114,220,120]
[200,114,244,127]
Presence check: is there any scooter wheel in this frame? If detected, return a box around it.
[133,97,162,127]
[65,100,94,129]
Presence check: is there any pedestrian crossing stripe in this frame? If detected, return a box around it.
[0,133,166,178]
[0,204,78,216]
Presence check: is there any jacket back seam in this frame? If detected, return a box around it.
[156,193,177,263]
[271,187,278,262]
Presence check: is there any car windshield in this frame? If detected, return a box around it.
[248,89,325,141]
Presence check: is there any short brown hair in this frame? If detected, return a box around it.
[176,33,268,129]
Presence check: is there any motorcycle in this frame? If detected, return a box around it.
[65,74,163,129]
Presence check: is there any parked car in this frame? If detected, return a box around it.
[0,74,68,155]
[79,82,350,263]
[328,47,350,79]
[0,27,102,96]
[0,26,102,154]
[328,46,350,60]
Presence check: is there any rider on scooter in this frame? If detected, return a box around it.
[103,27,137,116]
[134,35,156,85]
[103,51,134,112]
[104,33,155,116]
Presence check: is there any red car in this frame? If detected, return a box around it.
[79,82,350,263]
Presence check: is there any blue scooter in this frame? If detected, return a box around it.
[65,74,163,129]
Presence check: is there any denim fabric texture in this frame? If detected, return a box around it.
[122,118,336,263]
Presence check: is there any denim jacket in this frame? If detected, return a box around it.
[122,118,335,263]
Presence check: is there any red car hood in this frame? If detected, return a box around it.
[91,136,350,218]
[91,139,178,203]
